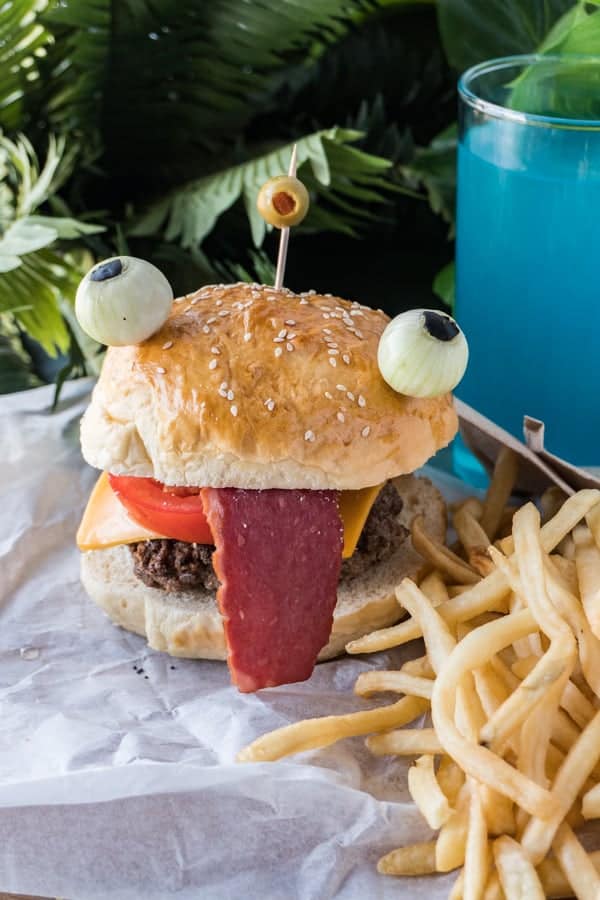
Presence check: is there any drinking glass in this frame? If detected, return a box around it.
[455,55,600,469]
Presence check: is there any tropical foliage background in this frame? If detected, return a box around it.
[1,0,598,395]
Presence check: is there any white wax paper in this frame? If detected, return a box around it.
[0,380,470,900]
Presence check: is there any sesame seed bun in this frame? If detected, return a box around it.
[80,283,457,490]
[80,475,446,660]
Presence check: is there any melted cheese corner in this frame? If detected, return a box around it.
[77,473,384,559]
[76,472,164,551]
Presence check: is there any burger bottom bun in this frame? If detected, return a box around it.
[80,475,446,662]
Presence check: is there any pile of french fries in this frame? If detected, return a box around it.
[238,449,600,899]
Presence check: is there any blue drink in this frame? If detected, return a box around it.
[455,56,600,467]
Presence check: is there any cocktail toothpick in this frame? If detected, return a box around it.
[256,144,309,291]
[274,145,297,290]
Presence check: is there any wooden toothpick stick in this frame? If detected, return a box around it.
[274,144,298,290]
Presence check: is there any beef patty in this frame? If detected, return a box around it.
[129,481,406,593]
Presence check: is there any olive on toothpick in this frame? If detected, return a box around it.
[257,175,309,228]
[256,145,309,290]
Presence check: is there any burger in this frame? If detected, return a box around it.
[76,264,463,691]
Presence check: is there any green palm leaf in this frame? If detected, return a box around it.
[0,0,53,132]
[131,129,395,249]
[44,0,378,180]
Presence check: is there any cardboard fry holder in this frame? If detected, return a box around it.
[456,398,600,496]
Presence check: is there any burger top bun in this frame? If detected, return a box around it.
[80,283,457,490]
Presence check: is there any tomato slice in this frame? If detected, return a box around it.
[109,475,213,544]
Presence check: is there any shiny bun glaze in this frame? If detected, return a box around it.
[80,283,457,489]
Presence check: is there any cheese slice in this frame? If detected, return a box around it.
[77,472,165,551]
[77,472,384,558]
[339,483,384,558]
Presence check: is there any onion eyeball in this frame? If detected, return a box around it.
[378,309,468,398]
[75,256,173,346]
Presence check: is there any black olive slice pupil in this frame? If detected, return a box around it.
[91,258,123,282]
[423,310,459,342]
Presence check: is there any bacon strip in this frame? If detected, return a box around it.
[201,488,343,692]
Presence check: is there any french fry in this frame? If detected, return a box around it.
[463,789,490,900]
[574,522,600,640]
[480,447,519,541]
[376,841,437,876]
[552,822,600,900]
[345,617,420,654]
[448,869,465,900]
[540,486,569,523]
[538,851,600,898]
[547,553,578,595]
[419,569,449,606]
[582,781,600,819]
[481,874,503,900]
[366,729,441,757]
[447,584,474,597]
[397,579,456,674]
[401,655,434,678]
[411,514,481,584]
[544,555,600,698]
[521,709,600,864]
[437,755,465,807]
[436,782,470,872]
[431,610,557,819]
[407,754,452,829]
[236,696,428,762]
[493,835,545,899]
[354,670,433,699]
[453,505,491,555]
[478,636,574,749]
[585,501,600,550]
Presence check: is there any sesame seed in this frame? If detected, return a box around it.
[286,342,294,352]
[308,290,316,295]
[207,317,217,324]
[323,328,332,335]
[354,329,364,338]
[278,329,287,338]
[273,336,284,343]
[230,405,238,417]
[211,346,220,355]
[174,297,184,303]
[329,357,337,367]
[336,384,346,391]
[218,387,228,398]
[304,430,315,442]
[285,320,296,326]
[251,291,261,299]
[220,381,228,390]
[326,341,338,348]
[215,300,223,307]
[208,359,218,370]
[350,309,364,317]
[190,297,200,305]
[274,347,283,358]
[342,354,351,365]
[328,349,339,356]
[218,310,230,317]
[346,391,355,401]
[156,366,166,374]
[202,325,210,334]
[362,426,370,438]
[286,333,296,340]
[162,341,173,350]
[227,389,234,401]
[299,298,309,305]
[324,391,333,400]
[337,412,345,423]
[358,395,366,407]
[322,313,330,319]
[244,332,252,342]
[264,397,272,406]
[267,400,275,412]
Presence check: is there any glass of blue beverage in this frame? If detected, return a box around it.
[455,55,600,468]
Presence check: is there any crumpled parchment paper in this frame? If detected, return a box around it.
[0,380,470,900]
